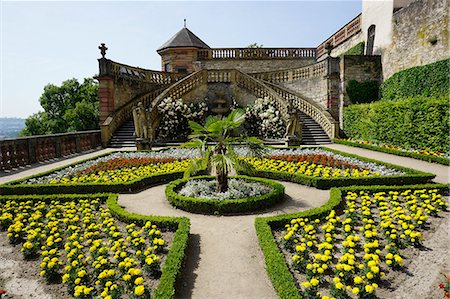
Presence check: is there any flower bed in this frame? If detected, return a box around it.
[255,184,449,299]
[334,138,450,165]
[0,149,204,195]
[166,175,285,215]
[237,147,435,189]
[0,193,191,299]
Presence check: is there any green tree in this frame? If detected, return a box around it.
[247,43,264,48]
[182,109,265,192]
[20,78,99,136]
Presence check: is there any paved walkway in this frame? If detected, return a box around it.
[0,144,448,299]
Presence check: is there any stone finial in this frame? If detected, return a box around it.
[99,43,108,58]
[184,19,187,28]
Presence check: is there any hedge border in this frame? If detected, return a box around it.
[0,193,190,299]
[333,139,450,166]
[165,175,285,215]
[0,149,205,195]
[240,146,435,189]
[255,183,449,299]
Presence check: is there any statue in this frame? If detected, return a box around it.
[285,104,302,145]
[133,102,144,138]
[146,104,160,143]
[99,43,108,58]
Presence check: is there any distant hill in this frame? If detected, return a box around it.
[0,118,26,139]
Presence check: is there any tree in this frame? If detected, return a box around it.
[247,43,264,48]
[20,78,99,136]
[182,109,265,193]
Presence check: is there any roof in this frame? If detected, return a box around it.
[157,27,210,52]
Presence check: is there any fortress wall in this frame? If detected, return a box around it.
[198,58,316,73]
[382,0,449,79]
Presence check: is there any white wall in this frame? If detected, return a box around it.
[361,0,394,54]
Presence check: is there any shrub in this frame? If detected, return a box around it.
[346,79,379,104]
[343,96,450,153]
[381,59,449,100]
[341,41,365,56]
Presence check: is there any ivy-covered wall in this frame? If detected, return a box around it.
[381,59,449,100]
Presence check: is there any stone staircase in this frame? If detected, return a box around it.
[108,119,136,148]
[298,111,331,145]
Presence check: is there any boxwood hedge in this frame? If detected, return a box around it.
[165,175,285,215]
[255,183,449,299]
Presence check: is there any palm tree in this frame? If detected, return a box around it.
[182,108,265,193]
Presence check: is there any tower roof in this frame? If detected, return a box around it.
[157,27,210,52]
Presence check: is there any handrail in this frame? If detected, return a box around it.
[197,47,316,60]
[149,70,208,108]
[316,14,362,58]
[101,86,168,144]
[264,82,338,139]
[250,60,328,82]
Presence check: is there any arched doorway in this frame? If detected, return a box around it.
[366,25,376,55]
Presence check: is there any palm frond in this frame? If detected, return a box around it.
[183,157,208,179]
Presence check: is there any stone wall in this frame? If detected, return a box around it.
[113,78,160,111]
[339,55,382,128]
[279,77,327,106]
[198,58,316,73]
[382,0,449,79]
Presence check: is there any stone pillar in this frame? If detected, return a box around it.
[97,76,115,124]
[325,57,341,121]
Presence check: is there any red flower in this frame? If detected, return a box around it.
[440,283,445,289]
[0,290,7,294]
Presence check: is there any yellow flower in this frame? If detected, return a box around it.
[352,287,359,294]
[134,285,145,296]
[365,285,374,293]
[310,278,319,287]
[135,277,144,285]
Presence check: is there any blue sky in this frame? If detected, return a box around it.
[1,1,361,118]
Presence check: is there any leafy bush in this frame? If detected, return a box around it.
[343,97,450,153]
[381,59,449,100]
[341,41,365,56]
[245,97,285,138]
[346,80,379,104]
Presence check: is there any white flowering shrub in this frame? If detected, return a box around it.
[157,97,208,140]
[179,178,271,200]
[245,97,285,138]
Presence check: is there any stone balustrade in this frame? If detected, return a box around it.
[266,82,339,139]
[250,60,328,82]
[99,58,184,84]
[197,48,316,60]
[316,14,361,58]
[0,131,101,172]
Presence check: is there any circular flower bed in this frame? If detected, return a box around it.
[165,175,285,215]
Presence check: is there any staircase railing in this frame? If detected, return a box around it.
[233,71,289,120]
[150,70,208,107]
[264,82,338,139]
[250,60,328,83]
[100,86,168,146]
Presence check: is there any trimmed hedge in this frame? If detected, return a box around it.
[0,149,206,195]
[255,183,449,299]
[346,79,379,104]
[334,139,450,166]
[381,59,449,100]
[240,147,435,189]
[0,193,190,299]
[341,41,365,56]
[165,175,285,215]
[343,96,450,153]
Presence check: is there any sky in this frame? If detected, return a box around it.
[1,0,361,119]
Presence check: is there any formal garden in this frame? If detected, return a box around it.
[1,79,449,299]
